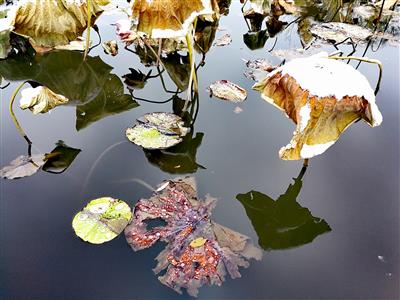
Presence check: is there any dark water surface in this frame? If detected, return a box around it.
[1,1,399,299]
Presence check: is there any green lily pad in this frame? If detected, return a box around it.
[72,197,132,244]
[126,112,189,150]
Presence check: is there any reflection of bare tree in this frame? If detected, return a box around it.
[237,166,331,251]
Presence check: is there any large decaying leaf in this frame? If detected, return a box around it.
[0,154,45,179]
[209,80,247,102]
[10,0,109,51]
[131,0,219,38]
[253,53,382,160]
[19,86,69,114]
[126,112,189,150]
[125,177,262,296]
[72,197,132,244]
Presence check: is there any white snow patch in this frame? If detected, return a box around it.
[300,141,335,158]
[298,103,311,132]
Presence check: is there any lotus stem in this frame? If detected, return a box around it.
[184,25,198,111]
[303,158,309,168]
[9,81,32,145]
[84,0,92,60]
[328,56,383,95]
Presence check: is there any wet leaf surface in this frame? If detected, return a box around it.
[213,33,232,46]
[126,112,189,150]
[72,197,132,244]
[209,80,247,102]
[125,177,262,296]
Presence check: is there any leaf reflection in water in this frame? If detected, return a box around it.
[0,50,138,130]
[237,166,331,251]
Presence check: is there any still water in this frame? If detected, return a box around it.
[1,1,399,299]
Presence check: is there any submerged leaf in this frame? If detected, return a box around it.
[0,154,45,179]
[102,40,118,56]
[125,177,261,296]
[126,112,189,150]
[209,80,247,102]
[253,53,382,160]
[72,197,132,244]
[19,86,69,114]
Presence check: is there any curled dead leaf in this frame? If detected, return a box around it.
[253,53,382,160]
[209,80,247,102]
[19,86,69,114]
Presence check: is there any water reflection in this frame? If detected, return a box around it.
[0,50,138,130]
[236,166,331,251]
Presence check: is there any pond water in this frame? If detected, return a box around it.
[1,1,399,299]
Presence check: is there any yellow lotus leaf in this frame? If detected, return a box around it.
[19,86,69,114]
[253,53,382,160]
[131,0,219,38]
[10,0,109,51]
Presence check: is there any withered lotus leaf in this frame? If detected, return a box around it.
[10,0,109,51]
[19,86,69,114]
[131,0,219,38]
[253,53,382,160]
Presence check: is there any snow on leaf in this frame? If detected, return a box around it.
[125,177,262,296]
[19,86,69,114]
[0,154,45,179]
[126,112,189,150]
[72,197,132,244]
[253,53,382,160]
[209,80,247,102]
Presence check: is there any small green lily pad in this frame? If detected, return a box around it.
[72,197,132,244]
[126,112,189,150]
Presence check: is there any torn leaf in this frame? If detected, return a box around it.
[126,112,189,150]
[209,80,247,102]
[72,197,132,244]
[125,177,262,296]
[19,86,69,114]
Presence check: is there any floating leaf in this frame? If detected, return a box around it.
[19,86,69,114]
[237,167,331,250]
[72,197,132,244]
[125,177,262,296]
[253,53,382,160]
[126,112,189,150]
[0,154,45,179]
[209,80,247,102]
[131,0,219,39]
[213,33,232,46]
[310,22,373,43]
